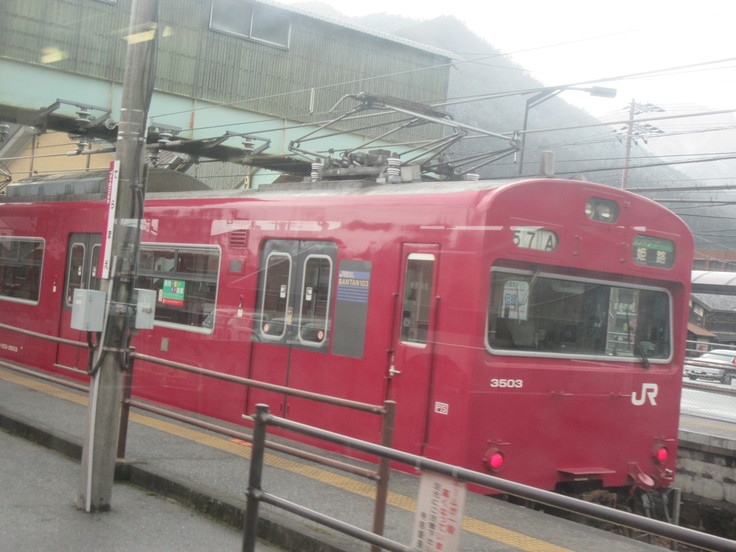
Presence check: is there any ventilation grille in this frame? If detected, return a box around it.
[229,230,248,248]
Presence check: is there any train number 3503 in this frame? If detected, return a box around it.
[490,378,524,389]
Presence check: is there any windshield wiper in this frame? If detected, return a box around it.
[623,303,650,369]
[634,339,650,369]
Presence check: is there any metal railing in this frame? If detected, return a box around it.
[243,404,736,552]
[0,321,90,349]
[0,321,90,388]
[123,350,396,542]
[0,321,396,542]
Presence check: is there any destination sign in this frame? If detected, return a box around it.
[511,226,558,252]
[632,235,675,269]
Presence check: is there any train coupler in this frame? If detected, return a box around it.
[628,462,657,493]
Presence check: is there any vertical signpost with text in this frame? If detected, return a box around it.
[100,160,120,280]
[411,471,467,552]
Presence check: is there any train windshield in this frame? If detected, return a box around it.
[487,269,671,361]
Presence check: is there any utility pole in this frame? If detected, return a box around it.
[620,99,636,189]
[620,99,665,189]
[77,0,159,512]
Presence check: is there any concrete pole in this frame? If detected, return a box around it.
[621,98,635,189]
[77,0,158,512]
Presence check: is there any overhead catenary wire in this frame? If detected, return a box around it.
[150,51,736,134]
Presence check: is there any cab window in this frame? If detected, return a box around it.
[487,268,671,361]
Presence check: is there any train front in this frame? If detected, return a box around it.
[447,179,693,504]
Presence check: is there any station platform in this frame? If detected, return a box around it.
[0,366,723,552]
[0,428,283,552]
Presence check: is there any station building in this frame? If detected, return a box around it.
[0,0,453,189]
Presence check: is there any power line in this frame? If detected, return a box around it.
[629,183,736,193]
[574,152,736,175]
[152,50,736,129]
[517,107,736,137]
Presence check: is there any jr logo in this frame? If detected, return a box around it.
[632,383,658,406]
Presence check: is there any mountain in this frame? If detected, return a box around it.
[645,107,736,183]
[289,3,734,249]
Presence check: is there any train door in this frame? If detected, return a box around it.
[55,233,101,371]
[247,240,336,417]
[387,244,440,455]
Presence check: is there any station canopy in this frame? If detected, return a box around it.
[691,270,736,295]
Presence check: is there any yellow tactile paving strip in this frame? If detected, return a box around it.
[1,368,574,551]
[681,417,736,434]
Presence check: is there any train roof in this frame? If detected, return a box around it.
[2,168,541,203]
[2,167,646,204]
[2,168,210,202]
[151,178,520,200]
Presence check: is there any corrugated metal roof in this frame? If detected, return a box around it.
[258,0,458,60]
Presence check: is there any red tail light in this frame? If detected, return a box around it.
[483,448,505,472]
[655,446,669,463]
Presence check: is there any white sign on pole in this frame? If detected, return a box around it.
[100,160,120,280]
[411,471,466,552]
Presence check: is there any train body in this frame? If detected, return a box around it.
[0,170,693,494]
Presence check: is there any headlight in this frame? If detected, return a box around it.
[585,197,619,223]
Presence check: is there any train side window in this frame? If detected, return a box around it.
[65,243,86,305]
[178,248,219,275]
[401,253,435,344]
[137,244,220,332]
[298,255,332,344]
[0,237,44,303]
[260,252,292,338]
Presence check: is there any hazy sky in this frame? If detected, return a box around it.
[277,0,736,119]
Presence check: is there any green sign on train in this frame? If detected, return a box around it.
[162,279,185,305]
[633,235,675,269]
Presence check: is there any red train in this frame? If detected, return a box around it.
[0,168,693,501]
